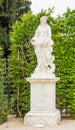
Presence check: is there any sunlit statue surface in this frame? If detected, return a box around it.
[31,16,55,78]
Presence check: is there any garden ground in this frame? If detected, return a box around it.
[0,114,75,130]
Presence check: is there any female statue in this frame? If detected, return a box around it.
[31,16,55,77]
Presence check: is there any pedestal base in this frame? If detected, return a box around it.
[24,110,60,127]
[24,77,61,127]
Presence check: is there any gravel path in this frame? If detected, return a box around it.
[0,115,75,130]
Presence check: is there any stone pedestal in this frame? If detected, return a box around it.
[24,77,61,127]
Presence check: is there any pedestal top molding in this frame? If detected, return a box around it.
[26,77,60,83]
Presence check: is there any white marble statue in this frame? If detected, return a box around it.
[31,16,55,77]
[24,17,60,127]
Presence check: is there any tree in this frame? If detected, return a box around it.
[0,0,31,57]
[16,0,31,19]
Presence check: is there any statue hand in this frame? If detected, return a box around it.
[31,38,35,45]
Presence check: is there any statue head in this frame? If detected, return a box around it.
[40,16,48,24]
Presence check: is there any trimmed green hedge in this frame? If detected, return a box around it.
[0,48,7,124]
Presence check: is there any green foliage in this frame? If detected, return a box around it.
[0,0,31,57]
[0,0,16,56]
[52,8,75,118]
[10,8,75,118]
[16,0,31,19]
[0,47,7,124]
[0,0,32,114]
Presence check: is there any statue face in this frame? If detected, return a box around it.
[40,16,47,24]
